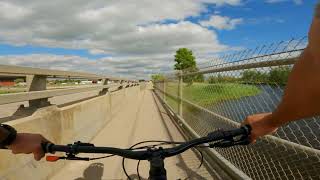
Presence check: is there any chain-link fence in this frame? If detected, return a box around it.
[154,37,320,180]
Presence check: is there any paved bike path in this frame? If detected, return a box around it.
[50,87,214,180]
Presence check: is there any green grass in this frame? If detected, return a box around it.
[0,89,25,94]
[165,82,261,107]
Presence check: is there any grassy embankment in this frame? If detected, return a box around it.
[164,82,261,111]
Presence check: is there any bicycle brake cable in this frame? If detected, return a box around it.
[209,134,251,148]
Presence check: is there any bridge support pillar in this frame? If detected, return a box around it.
[118,80,124,90]
[99,78,109,95]
[27,75,51,108]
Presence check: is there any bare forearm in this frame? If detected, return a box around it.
[270,14,320,126]
[271,49,320,125]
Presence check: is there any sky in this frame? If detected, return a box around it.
[0,0,317,79]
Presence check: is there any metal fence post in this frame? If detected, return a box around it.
[178,70,183,117]
[163,79,166,102]
[27,75,50,107]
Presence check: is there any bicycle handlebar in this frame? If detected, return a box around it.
[42,125,251,161]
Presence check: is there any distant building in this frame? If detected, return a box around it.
[17,82,27,86]
[0,77,15,87]
[0,75,25,87]
[80,80,92,85]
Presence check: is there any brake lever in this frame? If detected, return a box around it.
[210,140,234,148]
[44,141,94,162]
[209,135,251,148]
[235,136,251,145]
[64,156,90,161]
[46,155,90,162]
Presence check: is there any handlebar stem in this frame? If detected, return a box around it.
[149,156,167,180]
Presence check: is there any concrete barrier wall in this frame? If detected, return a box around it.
[0,86,140,180]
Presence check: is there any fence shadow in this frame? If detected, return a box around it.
[151,92,210,180]
[0,105,37,123]
[75,163,104,180]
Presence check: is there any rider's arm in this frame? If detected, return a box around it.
[9,133,49,161]
[0,124,49,161]
[243,6,320,142]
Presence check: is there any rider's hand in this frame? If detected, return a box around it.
[8,133,50,161]
[242,113,279,143]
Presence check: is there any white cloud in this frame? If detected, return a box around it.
[247,17,286,25]
[0,2,32,20]
[266,0,287,3]
[89,49,108,55]
[200,15,243,30]
[293,0,303,4]
[199,0,242,6]
[0,0,243,78]
[265,0,303,5]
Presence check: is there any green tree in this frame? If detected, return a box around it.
[268,67,291,86]
[14,78,25,84]
[183,67,204,83]
[174,48,203,84]
[241,70,268,83]
[151,74,165,82]
[174,48,196,70]
[208,75,239,84]
[193,68,205,83]
[241,68,291,85]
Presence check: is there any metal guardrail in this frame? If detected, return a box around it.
[0,84,125,105]
[0,65,102,79]
[0,64,139,107]
[181,57,297,77]
[0,64,135,82]
[153,38,320,180]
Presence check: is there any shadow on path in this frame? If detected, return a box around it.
[151,92,208,180]
[127,174,148,180]
[75,163,104,180]
[0,105,37,123]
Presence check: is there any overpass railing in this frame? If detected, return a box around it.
[154,37,320,179]
[0,64,139,107]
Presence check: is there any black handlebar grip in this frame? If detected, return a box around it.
[243,125,252,136]
[226,125,252,137]
[41,142,48,153]
[41,142,53,153]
